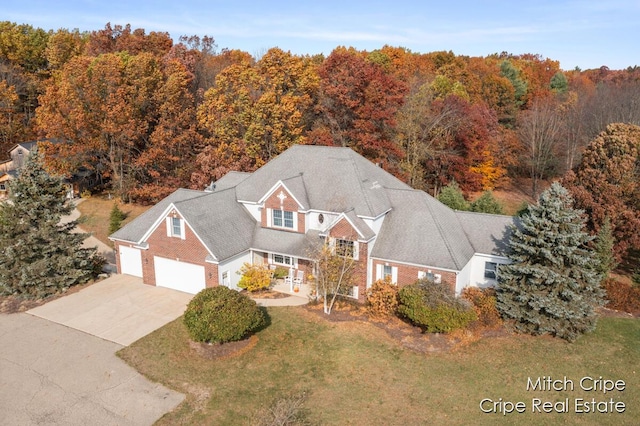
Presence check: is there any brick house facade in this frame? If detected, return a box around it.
[111,145,514,298]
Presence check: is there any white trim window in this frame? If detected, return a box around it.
[272,253,294,266]
[334,238,359,260]
[272,209,295,229]
[166,216,185,239]
[484,262,498,280]
[346,285,359,299]
[0,182,6,191]
[376,264,397,283]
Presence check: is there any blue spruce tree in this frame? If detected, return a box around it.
[496,182,604,342]
[0,149,103,298]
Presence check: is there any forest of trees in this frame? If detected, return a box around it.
[2,22,639,196]
[1,22,639,262]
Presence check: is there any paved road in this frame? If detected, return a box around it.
[0,313,184,426]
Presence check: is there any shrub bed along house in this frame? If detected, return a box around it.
[184,287,267,343]
[397,280,477,333]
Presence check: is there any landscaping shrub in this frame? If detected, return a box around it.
[461,287,502,328]
[397,281,476,333]
[272,266,290,280]
[602,278,640,315]
[238,263,272,292]
[184,286,267,343]
[366,277,398,318]
[251,391,310,426]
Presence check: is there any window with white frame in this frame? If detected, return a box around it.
[166,215,185,239]
[484,262,498,280]
[346,285,359,299]
[171,217,182,237]
[272,209,294,229]
[272,254,294,266]
[0,182,5,191]
[335,238,355,258]
[383,264,392,280]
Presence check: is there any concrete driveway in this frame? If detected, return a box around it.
[28,274,193,346]
[0,313,184,425]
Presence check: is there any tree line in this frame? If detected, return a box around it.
[1,22,638,264]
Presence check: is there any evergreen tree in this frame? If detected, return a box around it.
[0,149,103,298]
[496,182,604,342]
[109,202,126,234]
[470,190,505,214]
[437,181,470,211]
[593,217,617,277]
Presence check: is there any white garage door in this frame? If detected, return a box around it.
[154,256,205,294]
[119,246,142,277]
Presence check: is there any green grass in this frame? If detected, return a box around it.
[118,308,639,425]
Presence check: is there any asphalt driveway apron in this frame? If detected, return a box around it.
[0,313,184,426]
[27,274,193,346]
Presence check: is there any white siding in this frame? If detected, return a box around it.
[467,253,510,291]
[218,251,253,291]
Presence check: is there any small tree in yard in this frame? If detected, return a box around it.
[593,217,617,277]
[108,202,126,234]
[312,240,358,315]
[496,182,604,342]
[0,150,103,299]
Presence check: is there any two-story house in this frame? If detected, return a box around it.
[110,145,514,300]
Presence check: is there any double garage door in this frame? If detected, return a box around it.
[119,246,205,294]
[153,256,205,294]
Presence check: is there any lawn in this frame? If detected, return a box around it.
[118,308,639,425]
[75,195,150,246]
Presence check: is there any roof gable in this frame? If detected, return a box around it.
[370,189,476,270]
[235,145,410,217]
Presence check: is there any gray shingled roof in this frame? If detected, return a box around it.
[252,227,322,259]
[370,189,476,270]
[236,145,411,217]
[456,211,515,256]
[173,188,256,260]
[212,171,251,191]
[110,188,204,243]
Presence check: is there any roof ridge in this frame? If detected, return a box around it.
[349,150,375,216]
[422,194,466,270]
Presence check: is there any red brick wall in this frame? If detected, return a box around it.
[135,212,219,288]
[328,218,368,302]
[261,185,305,232]
[372,260,456,294]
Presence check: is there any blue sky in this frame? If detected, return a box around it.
[5,0,639,70]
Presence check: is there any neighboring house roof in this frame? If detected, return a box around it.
[456,211,516,256]
[235,145,411,217]
[370,189,477,270]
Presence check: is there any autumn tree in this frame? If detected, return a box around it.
[130,58,202,203]
[193,48,318,186]
[0,150,102,298]
[562,123,640,263]
[496,182,604,342]
[311,47,407,170]
[36,52,164,198]
[311,239,358,315]
[517,97,563,197]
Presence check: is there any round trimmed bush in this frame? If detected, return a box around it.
[184,286,266,343]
